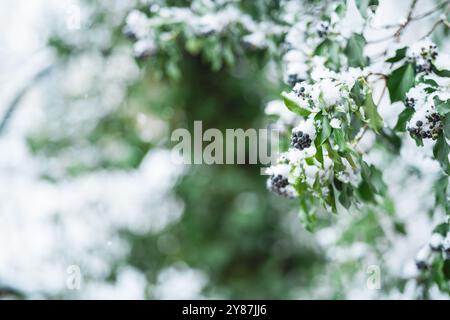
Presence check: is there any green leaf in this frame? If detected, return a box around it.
[355,0,379,18]
[335,3,346,16]
[358,180,375,202]
[386,47,407,63]
[315,143,324,164]
[325,142,344,170]
[430,258,447,291]
[434,97,450,115]
[432,64,450,77]
[444,115,450,140]
[411,134,424,147]
[359,160,387,198]
[360,159,371,180]
[299,198,317,232]
[350,80,365,106]
[349,113,363,139]
[433,222,450,236]
[363,91,384,133]
[294,179,308,195]
[329,41,341,70]
[443,260,450,281]
[433,135,450,174]
[333,128,346,152]
[320,116,332,145]
[378,128,402,154]
[434,177,449,215]
[338,184,353,209]
[369,165,387,195]
[387,63,416,103]
[314,39,341,70]
[358,161,377,202]
[281,92,311,117]
[393,107,415,132]
[345,33,368,67]
[314,39,332,56]
[343,153,357,169]
[394,221,407,235]
[325,184,337,213]
[424,86,437,94]
[422,78,439,88]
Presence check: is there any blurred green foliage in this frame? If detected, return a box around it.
[124,54,326,298]
[32,5,327,297]
[22,0,449,299]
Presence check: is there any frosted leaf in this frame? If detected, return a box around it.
[265,99,298,126]
[133,37,157,58]
[319,78,341,106]
[340,67,363,88]
[242,32,267,49]
[293,118,317,140]
[266,163,290,177]
[429,233,444,251]
[406,84,427,107]
[336,158,360,187]
[330,118,342,129]
[304,164,319,187]
[125,10,151,39]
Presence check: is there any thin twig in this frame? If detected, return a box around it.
[367,72,388,81]
[369,0,448,44]
[393,0,419,40]
[368,0,419,44]
[371,23,401,30]
[367,33,397,44]
[377,84,387,106]
[411,0,450,21]
[373,0,448,29]
[421,18,450,39]
[353,125,368,146]
[0,64,53,135]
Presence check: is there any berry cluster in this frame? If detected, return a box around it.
[426,112,443,129]
[415,61,432,74]
[270,174,289,189]
[415,233,450,271]
[444,238,450,261]
[420,43,438,60]
[415,257,429,271]
[291,130,312,150]
[267,174,293,197]
[316,22,330,38]
[409,43,438,74]
[429,233,444,252]
[134,38,157,59]
[293,85,310,99]
[404,97,415,108]
[408,113,442,140]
